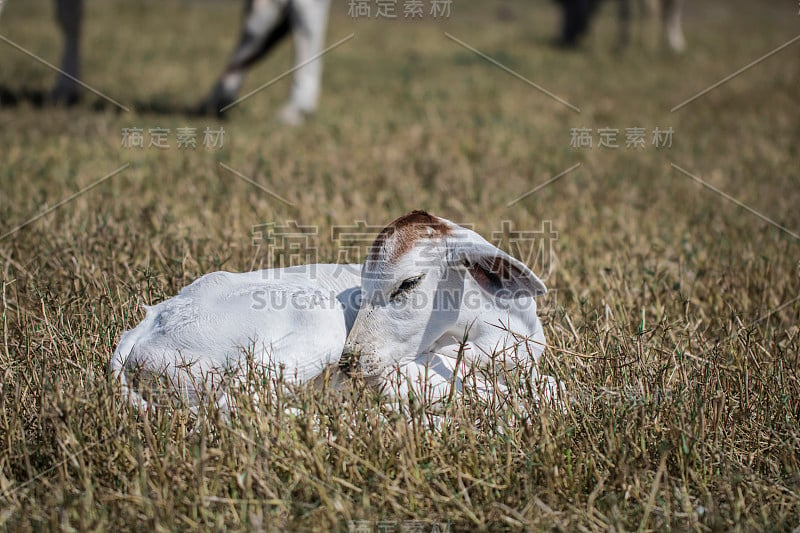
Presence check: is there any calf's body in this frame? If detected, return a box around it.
[110,264,360,410]
[111,212,556,411]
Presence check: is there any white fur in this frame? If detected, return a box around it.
[111,215,557,412]
[342,214,555,404]
[110,264,361,410]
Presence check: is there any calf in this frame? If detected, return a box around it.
[111,212,556,412]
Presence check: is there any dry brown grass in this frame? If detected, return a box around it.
[1,0,799,530]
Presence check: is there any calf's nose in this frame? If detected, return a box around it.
[339,347,361,376]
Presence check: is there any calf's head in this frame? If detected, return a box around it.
[340,210,546,378]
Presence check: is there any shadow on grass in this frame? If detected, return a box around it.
[0,85,223,118]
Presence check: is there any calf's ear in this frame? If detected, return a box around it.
[447,235,547,298]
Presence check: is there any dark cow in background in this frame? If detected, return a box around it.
[2,0,331,123]
[556,0,686,52]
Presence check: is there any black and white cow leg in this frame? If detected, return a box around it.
[198,0,292,117]
[51,0,83,105]
[198,0,331,124]
[662,0,686,53]
[275,0,330,125]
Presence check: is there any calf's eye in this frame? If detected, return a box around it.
[390,274,425,300]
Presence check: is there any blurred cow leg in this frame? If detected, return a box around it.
[557,0,600,47]
[662,0,686,52]
[617,0,657,51]
[52,0,83,104]
[616,0,631,50]
[199,0,292,116]
[559,0,685,52]
[275,0,331,125]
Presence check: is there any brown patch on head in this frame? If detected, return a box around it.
[366,210,452,265]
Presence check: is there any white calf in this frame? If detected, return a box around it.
[110,263,360,410]
[112,212,555,413]
[341,211,554,403]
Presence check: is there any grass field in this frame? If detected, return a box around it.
[1,0,799,530]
